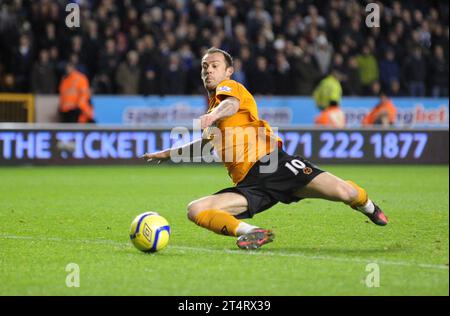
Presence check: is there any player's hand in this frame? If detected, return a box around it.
[141,150,170,164]
[199,113,218,129]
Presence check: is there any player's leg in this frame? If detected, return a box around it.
[187,192,258,236]
[187,193,274,249]
[294,172,388,225]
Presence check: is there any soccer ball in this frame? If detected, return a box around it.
[129,212,171,253]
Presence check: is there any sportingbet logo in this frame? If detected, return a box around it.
[344,105,448,127]
[406,105,448,125]
[123,104,204,125]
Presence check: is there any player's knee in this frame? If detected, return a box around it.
[187,200,208,222]
[337,181,358,204]
[186,201,198,222]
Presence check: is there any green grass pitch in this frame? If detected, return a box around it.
[0,164,448,295]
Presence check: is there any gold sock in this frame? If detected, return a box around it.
[346,180,368,209]
[193,209,241,236]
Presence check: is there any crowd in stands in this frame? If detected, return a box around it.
[0,0,448,97]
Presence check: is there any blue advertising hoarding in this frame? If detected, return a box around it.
[0,126,448,165]
[92,96,449,128]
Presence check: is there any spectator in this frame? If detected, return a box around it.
[271,10,284,37]
[0,63,4,89]
[379,50,400,92]
[31,49,56,94]
[246,0,271,40]
[84,20,101,80]
[326,10,342,49]
[389,79,403,97]
[432,24,449,55]
[331,53,347,91]
[164,53,187,95]
[273,53,291,95]
[313,33,334,76]
[229,23,249,57]
[49,45,65,83]
[59,61,95,123]
[292,52,321,95]
[238,45,253,77]
[179,44,195,72]
[97,38,119,92]
[314,100,346,128]
[429,45,449,97]
[304,5,326,30]
[284,17,301,42]
[362,91,398,127]
[248,55,273,95]
[139,34,165,94]
[253,34,273,61]
[402,46,427,97]
[231,58,246,86]
[356,45,379,94]
[115,50,141,95]
[137,39,157,96]
[13,34,34,92]
[368,81,382,97]
[38,22,57,50]
[68,53,88,77]
[313,68,343,115]
[139,70,158,97]
[70,36,88,73]
[344,56,362,96]
[342,17,365,49]
[0,73,18,93]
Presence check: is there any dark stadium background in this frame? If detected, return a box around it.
[0,0,448,97]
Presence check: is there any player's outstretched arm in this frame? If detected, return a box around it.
[141,149,171,164]
[142,97,238,164]
[141,137,212,164]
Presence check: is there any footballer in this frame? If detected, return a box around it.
[142,48,388,250]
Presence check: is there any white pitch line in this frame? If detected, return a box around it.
[0,234,448,271]
[171,245,449,270]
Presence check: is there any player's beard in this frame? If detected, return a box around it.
[204,81,217,95]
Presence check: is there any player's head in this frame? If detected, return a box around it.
[379,88,388,101]
[329,100,339,107]
[201,47,234,92]
[65,61,76,74]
